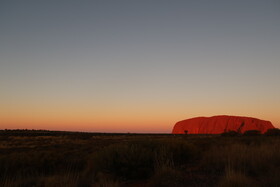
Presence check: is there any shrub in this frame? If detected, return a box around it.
[264,128,280,136]
[85,138,197,181]
[39,173,79,187]
[202,140,280,183]
[90,172,121,187]
[86,143,155,180]
[221,130,240,137]
[243,130,261,136]
[218,169,256,187]
[159,139,198,166]
[149,167,186,187]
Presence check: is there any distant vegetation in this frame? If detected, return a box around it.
[0,129,279,186]
[264,128,280,136]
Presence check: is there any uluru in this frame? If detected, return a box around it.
[172,115,275,134]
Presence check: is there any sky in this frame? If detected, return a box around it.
[0,0,280,132]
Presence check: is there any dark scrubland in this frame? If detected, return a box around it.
[0,129,280,187]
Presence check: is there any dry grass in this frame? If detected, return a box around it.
[0,131,279,186]
[202,138,280,186]
[218,169,256,187]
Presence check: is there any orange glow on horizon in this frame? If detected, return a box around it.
[1,95,279,132]
[1,108,279,133]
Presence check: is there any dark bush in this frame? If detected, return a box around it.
[243,130,261,136]
[264,128,280,136]
[149,167,186,187]
[221,130,240,137]
[85,139,197,181]
[160,139,198,166]
[85,142,156,181]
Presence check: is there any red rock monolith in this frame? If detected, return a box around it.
[172,115,274,134]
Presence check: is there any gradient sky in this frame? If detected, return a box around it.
[1,0,280,132]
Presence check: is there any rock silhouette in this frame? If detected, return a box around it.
[172,115,274,134]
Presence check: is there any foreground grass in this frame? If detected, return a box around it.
[0,131,279,186]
